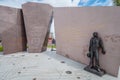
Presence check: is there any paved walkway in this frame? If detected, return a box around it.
[0,51,118,80]
[0,52,3,55]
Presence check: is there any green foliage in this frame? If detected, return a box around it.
[0,45,3,52]
[114,0,120,6]
[47,45,56,48]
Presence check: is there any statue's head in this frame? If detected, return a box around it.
[93,32,98,37]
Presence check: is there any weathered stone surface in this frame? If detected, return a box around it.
[54,7,120,77]
[22,2,53,53]
[0,5,27,54]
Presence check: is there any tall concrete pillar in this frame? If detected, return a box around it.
[22,2,53,53]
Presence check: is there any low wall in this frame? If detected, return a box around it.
[54,7,120,77]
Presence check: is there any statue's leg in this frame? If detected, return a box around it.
[95,50,100,67]
[89,51,94,68]
[94,50,102,72]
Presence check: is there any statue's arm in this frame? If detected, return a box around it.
[99,38,106,54]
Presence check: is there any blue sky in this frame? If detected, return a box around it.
[78,0,113,6]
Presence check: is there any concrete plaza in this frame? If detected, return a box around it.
[0,51,118,80]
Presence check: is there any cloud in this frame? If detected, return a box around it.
[0,0,113,8]
[0,0,77,8]
[78,0,113,6]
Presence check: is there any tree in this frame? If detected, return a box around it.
[114,0,120,6]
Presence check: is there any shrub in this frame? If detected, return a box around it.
[0,46,3,52]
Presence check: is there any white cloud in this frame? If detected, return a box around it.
[0,0,80,8]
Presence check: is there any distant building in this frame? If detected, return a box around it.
[48,33,54,45]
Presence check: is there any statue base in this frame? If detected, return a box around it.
[84,66,106,77]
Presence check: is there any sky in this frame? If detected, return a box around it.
[0,0,113,8]
[0,0,113,38]
[0,0,80,8]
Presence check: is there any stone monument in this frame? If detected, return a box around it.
[0,5,27,54]
[22,2,53,53]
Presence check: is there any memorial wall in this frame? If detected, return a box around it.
[22,2,53,53]
[54,7,120,77]
[0,2,119,77]
[0,5,26,54]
